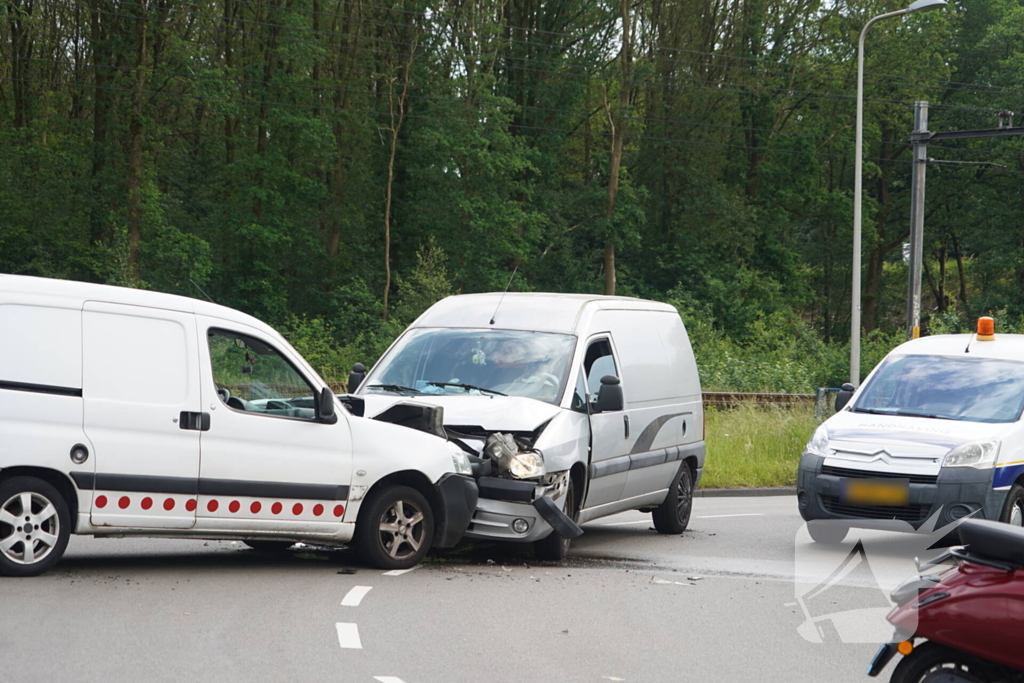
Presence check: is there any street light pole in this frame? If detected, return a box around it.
[850,0,947,386]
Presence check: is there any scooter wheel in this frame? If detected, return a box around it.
[890,642,992,683]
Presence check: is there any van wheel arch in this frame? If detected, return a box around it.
[0,467,79,524]
[356,471,443,544]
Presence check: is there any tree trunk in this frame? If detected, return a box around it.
[126,0,148,282]
[603,0,633,297]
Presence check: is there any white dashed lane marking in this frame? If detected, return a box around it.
[342,585,373,607]
[382,565,421,576]
[335,622,363,649]
[594,520,649,527]
[696,513,765,519]
[373,677,407,683]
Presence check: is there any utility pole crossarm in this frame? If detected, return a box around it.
[914,127,1024,142]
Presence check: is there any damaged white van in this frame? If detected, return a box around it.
[348,293,706,559]
[0,275,478,577]
[799,317,1024,542]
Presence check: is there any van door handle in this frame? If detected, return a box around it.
[623,414,630,439]
[179,411,211,431]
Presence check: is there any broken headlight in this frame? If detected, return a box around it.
[509,450,544,479]
[447,441,473,475]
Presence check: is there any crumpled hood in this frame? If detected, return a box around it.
[360,394,562,432]
[823,410,1009,470]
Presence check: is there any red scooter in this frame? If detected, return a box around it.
[867,518,1024,683]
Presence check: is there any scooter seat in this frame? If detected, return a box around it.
[957,519,1024,567]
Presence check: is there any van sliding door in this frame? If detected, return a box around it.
[82,302,201,529]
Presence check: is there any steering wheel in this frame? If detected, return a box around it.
[217,386,231,403]
[523,372,559,388]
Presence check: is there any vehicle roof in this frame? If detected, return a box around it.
[891,333,1024,362]
[0,274,274,336]
[412,292,677,334]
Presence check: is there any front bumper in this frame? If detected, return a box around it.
[434,473,479,548]
[463,475,580,543]
[797,453,1008,529]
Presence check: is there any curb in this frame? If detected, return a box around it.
[695,487,796,498]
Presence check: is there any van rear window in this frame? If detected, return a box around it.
[854,354,1024,423]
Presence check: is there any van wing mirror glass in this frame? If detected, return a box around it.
[348,362,366,393]
[593,375,624,413]
[319,386,337,422]
[834,382,856,412]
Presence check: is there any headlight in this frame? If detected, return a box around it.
[942,440,1000,469]
[804,424,831,457]
[447,441,473,475]
[509,450,545,479]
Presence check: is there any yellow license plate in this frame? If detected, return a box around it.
[841,479,910,506]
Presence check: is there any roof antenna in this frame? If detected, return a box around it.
[489,266,519,325]
[190,278,215,303]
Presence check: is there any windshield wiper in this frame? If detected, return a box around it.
[427,382,506,396]
[366,383,419,394]
[853,407,944,419]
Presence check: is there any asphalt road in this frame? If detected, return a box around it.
[0,496,933,683]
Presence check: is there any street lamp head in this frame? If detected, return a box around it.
[906,0,947,13]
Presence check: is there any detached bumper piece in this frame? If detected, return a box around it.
[866,643,899,677]
[434,473,479,548]
[532,495,583,540]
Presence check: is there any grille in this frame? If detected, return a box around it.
[821,464,937,486]
[821,495,931,522]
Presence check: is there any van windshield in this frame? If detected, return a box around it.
[365,328,577,405]
[854,354,1024,423]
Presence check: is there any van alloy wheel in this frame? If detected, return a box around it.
[0,491,60,566]
[379,499,427,561]
[1000,484,1024,527]
[1011,500,1023,527]
[0,477,71,577]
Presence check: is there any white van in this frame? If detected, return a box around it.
[0,275,478,576]
[799,318,1024,542]
[349,293,705,559]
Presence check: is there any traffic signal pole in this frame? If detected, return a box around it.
[905,104,1024,340]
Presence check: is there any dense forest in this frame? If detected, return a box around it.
[3,0,1024,390]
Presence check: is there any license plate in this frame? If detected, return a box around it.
[841,478,910,506]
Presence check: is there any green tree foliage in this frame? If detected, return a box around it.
[3,0,1023,391]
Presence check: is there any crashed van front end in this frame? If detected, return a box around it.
[354,393,586,544]
[451,414,585,543]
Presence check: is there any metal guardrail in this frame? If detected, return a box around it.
[702,391,816,408]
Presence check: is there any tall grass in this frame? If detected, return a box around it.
[699,404,817,489]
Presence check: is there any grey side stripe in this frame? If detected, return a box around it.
[629,413,690,454]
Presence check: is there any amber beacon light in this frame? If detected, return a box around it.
[977,317,995,341]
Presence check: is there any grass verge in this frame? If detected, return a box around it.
[698,403,817,489]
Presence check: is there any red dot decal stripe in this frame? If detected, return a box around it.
[334,505,344,517]
[118,496,130,509]
[185,499,197,512]
[271,502,282,515]
[164,498,175,511]
[250,501,262,514]
[313,504,324,517]
[95,495,108,509]
[207,500,219,512]
[292,503,303,516]
[229,501,240,513]
[141,497,153,510]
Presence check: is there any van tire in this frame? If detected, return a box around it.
[652,464,693,534]
[355,485,434,570]
[534,479,576,561]
[999,484,1024,526]
[244,540,294,553]
[0,476,71,577]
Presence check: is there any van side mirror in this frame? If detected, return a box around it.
[348,362,366,393]
[593,375,624,413]
[319,386,337,423]
[835,382,856,412]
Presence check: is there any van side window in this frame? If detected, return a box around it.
[584,339,617,402]
[207,330,318,420]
